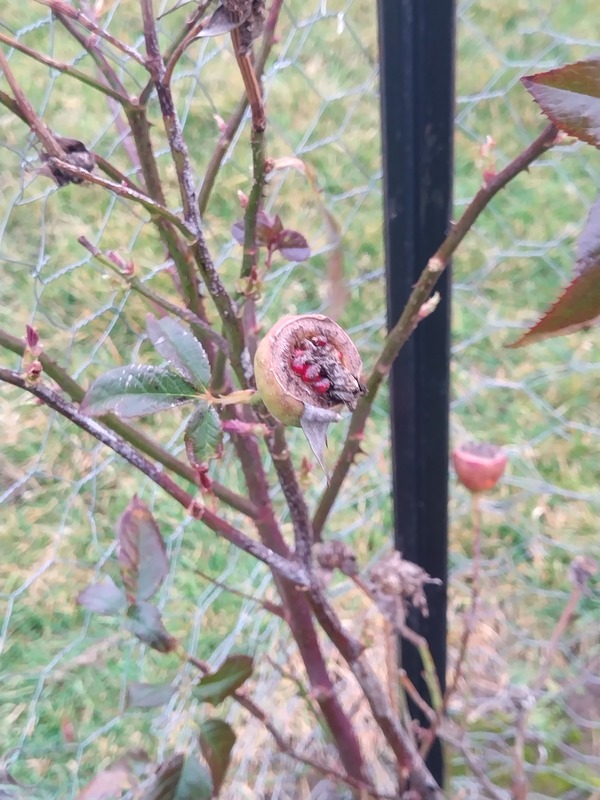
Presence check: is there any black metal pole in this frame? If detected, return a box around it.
[377,0,455,787]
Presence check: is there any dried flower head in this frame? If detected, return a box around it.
[367,551,442,632]
[254,314,365,476]
[40,136,95,187]
[254,314,365,426]
[452,441,508,494]
[254,314,365,470]
[314,540,358,579]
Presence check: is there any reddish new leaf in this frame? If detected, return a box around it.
[508,197,600,347]
[507,265,600,347]
[231,211,285,249]
[522,59,600,148]
[118,496,168,602]
[575,196,600,274]
[198,719,235,796]
[275,229,311,262]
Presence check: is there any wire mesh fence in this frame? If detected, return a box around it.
[0,0,599,798]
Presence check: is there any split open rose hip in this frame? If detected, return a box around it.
[254,314,366,470]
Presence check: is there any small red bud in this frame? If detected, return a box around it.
[237,190,249,208]
[25,325,43,357]
[214,114,227,134]
[452,441,507,494]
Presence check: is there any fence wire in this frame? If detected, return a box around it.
[0,0,599,798]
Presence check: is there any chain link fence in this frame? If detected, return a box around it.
[0,0,599,797]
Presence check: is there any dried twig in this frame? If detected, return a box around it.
[0,30,131,104]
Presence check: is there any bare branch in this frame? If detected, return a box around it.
[313,123,560,537]
[0,367,303,583]
[78,236,228,351]
[0,30,131,104]
[35,0,147,66]
[198,0,283,215]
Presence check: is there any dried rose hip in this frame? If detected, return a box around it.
[254,314,365,427]
[452,441,508,493]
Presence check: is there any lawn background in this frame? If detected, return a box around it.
[1,0,599,796]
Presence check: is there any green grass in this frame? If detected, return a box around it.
[1,0,599,796]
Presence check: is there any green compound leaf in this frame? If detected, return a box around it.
[192,655,254,706]
[147,315,211,390]
[184,403,223,467]
[81,365,198,419]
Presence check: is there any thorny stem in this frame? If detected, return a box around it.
[230,28,266,132]
[123,106,215,360]
[33,157,193,235]
[141,13,355,772]
[307,584,444,799]
[241,128,267,282]
[197,0,283,216]
[238,121,266,369]
[0,30,131,104]
[0,49,66,159]
[312,123,560,538]
[140,0,247,382]
[268,423,315,571]
[186,655,393,799]
[229,428,367,783]
[192,566,284,618]
[162,14,207,89]
[138,0,213,106]
[52,9,129,98]
[51,5,143,177]
[0,368,302,582]
[0,329,256,519]
[0,86,142,192]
